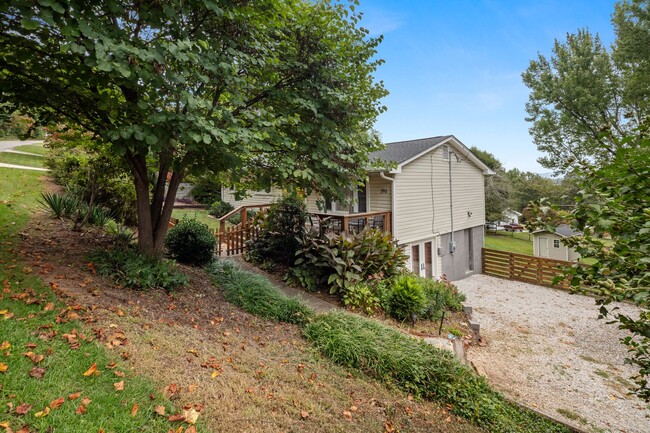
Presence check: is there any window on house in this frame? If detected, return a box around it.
[442,144,449,161]
[553,239,560,248]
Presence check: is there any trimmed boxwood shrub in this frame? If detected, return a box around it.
[164,218,216,266]
[208,200,234,218]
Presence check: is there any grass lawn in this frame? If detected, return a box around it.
[484,230,534,255]
[172,208,220,231]
[14,143,48,156]
[0,151,46,168]
[0,168,194,433]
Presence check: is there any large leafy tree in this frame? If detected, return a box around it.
[522,0,650,174]
[0,0,387,255]
[554,128,649,401]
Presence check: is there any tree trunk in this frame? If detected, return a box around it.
[126,150,185,257]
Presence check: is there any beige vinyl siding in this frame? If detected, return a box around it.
[394,146,486,244]
[367,172,392,211]
[221,186,282,207]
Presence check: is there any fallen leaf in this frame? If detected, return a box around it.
[82,363,99,377]
[131,403,138,417]
[81,397,91,406]
[300,410,309,419]
[75,405,86,415]
[34,406,50,418]
[186,349,199,357]
[43,303,54,311]
[29,367,45,379]
[342,410,352,421]
[68,391,81,400]
[154,405,166,416]
[384,420,395,432]
[0,363,7,373]
[168,413,185,422]
[49,397,65,409]
[113,381,124,391]
[186,426,197,433]
[183,408,199,425]
[15,403,32,415]
[116,309,124,317]
[0,341,10,350]
[211,371,220,378]
[113,370,125,377]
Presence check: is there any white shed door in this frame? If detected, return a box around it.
[537,237,549,258]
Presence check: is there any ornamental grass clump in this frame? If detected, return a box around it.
[304,312,570,433]
[209,260,314,325]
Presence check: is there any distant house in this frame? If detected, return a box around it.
[222,135,494,280]
[502,208,522,225]
[532,224,581,261]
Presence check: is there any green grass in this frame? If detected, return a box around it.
[172,208,219,231]
[13,143,48,156]
[0,168,196,432]
[485,230,533,255]
[0,151,46,168]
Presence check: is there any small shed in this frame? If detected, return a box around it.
[532,224,581,262]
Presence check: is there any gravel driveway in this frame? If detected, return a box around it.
[454,274,648,433]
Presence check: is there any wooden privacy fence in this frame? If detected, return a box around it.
[482,248,573,289]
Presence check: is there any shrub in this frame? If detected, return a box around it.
[386,274,427,321]
[189,175,221,205]
[246,194,308,266]
[209,260,314,325]
[342,281,381,315]
[421,277,466,321]
[44,127,138,225]
[90,248,188,291]
[164,218,216,266]
[288,228,407,294]
[304,313,570,433]
[208,200,234,218]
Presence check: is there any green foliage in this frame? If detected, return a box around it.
[523,1,650,173]
[189,175,222,205]
[44,127,137,225]
[208,200,235,218]
[386,274,428,322]
[342,281,382,316]
[246,194,308,266]
[0,112,44,138]
[304,313,570,433]
[164,218,216,266]
[38,191,79,219]
[209,260,314,325]
[420,278,466,321]
[289,228,407,294]
[557,129,650,401]
[90,247,188,292]
[1,0,388,255]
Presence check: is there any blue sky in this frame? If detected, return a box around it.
[357,0,617,172]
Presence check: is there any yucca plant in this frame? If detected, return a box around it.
[38,192,80,218]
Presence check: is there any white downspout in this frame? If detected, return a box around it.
[379,171,395,236]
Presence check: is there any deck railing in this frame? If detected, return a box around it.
[309,210,392,236]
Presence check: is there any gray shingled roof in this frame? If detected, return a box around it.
[370,135,452,164]
[555,224,581,237]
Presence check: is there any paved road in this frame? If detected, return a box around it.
[0,139,44,152]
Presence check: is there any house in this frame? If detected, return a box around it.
[502,208,522,225]
[532,224,581,261]
[222,135,494,280]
